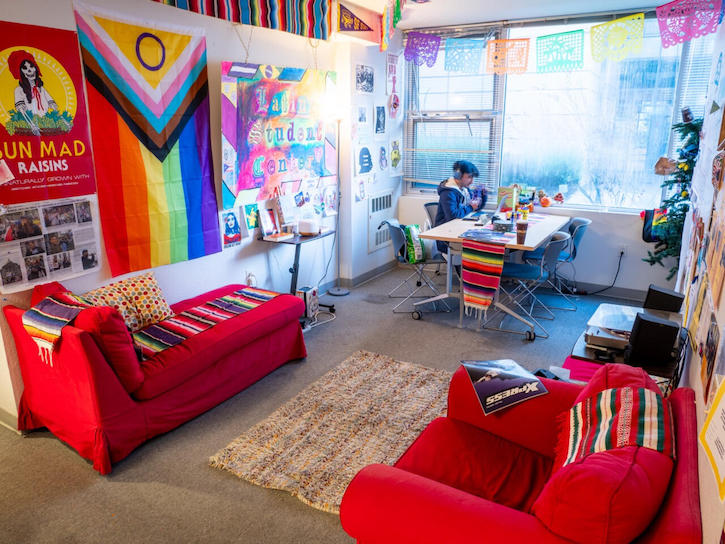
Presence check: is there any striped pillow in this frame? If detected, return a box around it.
[533,365,675,544]
[564,386,675,464]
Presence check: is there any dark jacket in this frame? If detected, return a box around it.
[434,180,486,252]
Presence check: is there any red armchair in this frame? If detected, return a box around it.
[340,365,701,544]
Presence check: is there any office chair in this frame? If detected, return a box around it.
[423,202,438,230]
[423,202,442,276]
[560,217,592,263]
[498,231,571,338]
[523,217,591,307]
[378,219,449,313]
[522,217,590,263]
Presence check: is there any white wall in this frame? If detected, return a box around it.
[342,41,405,283]
[399,195,676,295]
[0,0,378,418]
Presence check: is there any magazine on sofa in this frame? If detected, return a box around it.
[462,359,548,415]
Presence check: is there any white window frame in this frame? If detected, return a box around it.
[404,14,713,213]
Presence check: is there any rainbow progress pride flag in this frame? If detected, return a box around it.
[75,3,221,276]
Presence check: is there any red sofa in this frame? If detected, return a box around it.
[340,365,701,544]
[4,283,306,475]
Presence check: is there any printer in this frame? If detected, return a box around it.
[584,285,684,369]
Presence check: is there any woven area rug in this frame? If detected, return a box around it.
[209,350,450,514]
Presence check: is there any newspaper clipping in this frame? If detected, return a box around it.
[0,196,100,293]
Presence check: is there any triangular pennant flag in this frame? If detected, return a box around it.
[339,3,373,32]
[711,100,721,114]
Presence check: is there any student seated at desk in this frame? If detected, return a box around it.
[434,160,487,254]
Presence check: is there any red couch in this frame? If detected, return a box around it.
[340,365,701,544]
[4,284,306,475]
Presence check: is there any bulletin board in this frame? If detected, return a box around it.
[220,63,338,215]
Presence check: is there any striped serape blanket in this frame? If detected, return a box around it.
[132,287,280,359]
[22,292,91,365]
[461,238,506,315]
[564,387,675,466]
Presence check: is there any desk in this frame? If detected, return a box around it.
[419,213,570,251]
[259,229,335,294]
[418,213,570,337]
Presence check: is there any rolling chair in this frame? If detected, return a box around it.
[423,202,438,230]
[498,231,571,338]
[378,219,449,313]
[522,217,590,263]
[523,217,591,308]
[423,202,443,276]
[560,217,592,263]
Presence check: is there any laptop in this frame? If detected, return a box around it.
[463,197,506,226]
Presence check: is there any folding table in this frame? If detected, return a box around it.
[418,213,570,337]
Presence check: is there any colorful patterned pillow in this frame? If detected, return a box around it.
[82,272,172,332]
[117,272,173,329]
[83,283,141,331]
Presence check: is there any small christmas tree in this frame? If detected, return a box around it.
[644,110,702,280]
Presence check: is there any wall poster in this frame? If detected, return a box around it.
[75,2,221,277]
[0,21,96,205]
[0,195,101,293]
[700,378,725,501]
[220,63,338,214]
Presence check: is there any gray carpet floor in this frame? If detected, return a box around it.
[0,268,637,543]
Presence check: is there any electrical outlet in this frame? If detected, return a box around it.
[618,246,626,256]
[245,272,257,287]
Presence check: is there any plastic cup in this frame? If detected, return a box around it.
[516,220,529,244]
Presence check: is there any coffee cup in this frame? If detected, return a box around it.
[516,220,528,244]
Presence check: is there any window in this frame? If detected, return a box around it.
[405,15,714,211]
[405,30,504,197]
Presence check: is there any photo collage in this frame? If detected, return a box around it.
[0,197,100,291]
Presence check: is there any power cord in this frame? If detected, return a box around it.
[317,228,336,287]
[585,250,624,296]
[301,309,336,331]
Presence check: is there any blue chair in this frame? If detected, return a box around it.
[523,217,591,307]
[523,217,591,265]
[499,231,571,338]
[561,217,592,263]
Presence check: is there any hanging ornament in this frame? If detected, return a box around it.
[404,31,441,67]
[394,0,403,27]
[380,6,390,52]
[656,0,722,48]
[591,13,644,62]
[485,38,530,74]
[536,29,584,72]
[444,38,485,73]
